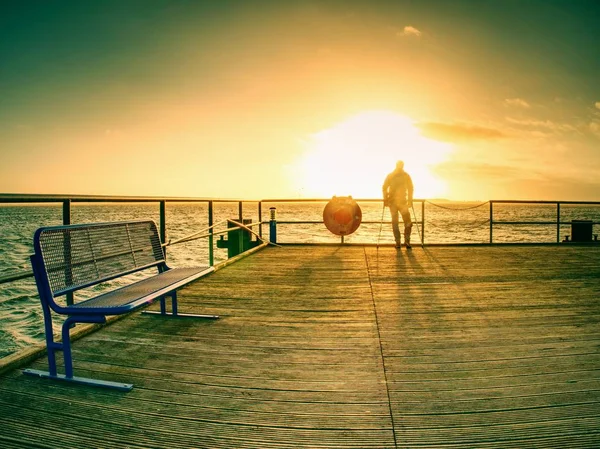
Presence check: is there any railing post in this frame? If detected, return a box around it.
[489,201,494,244]
[208,201,214,266]
[62,199,71,225]
[159,201,167,258]
[421,200,425,245]
[269,207,277,244]
[63,199,73,305]
[557,202,561,243]
[258,201,263,238]
[237,201,244,255]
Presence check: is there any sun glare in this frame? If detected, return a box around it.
[295,111,452,199]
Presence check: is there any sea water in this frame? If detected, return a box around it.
[1,201,598,359]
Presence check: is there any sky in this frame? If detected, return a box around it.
[1,0,599,201]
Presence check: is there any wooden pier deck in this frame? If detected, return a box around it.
[0,245,599,448]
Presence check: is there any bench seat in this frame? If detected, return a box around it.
[24,220,218,391]
[68,266,213,313]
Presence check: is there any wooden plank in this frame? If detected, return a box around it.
[0,245,598,448]
[365,245,600,448]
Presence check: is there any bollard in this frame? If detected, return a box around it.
[269,207,277,244]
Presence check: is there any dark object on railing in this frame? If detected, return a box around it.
[23,220,217,391]
[571,220,593,242]
[217,218,261,258]
[323,196,362,236]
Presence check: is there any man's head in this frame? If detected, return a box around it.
[396,160,405,171]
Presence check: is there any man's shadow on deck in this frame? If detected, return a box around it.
[367,246,487,335]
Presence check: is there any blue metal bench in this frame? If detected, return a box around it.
[24,220,217,391]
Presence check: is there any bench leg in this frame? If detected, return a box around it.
[61,315,105,378]
[38,301,60,377]
[142,292,219,319]
[23,314,133,391]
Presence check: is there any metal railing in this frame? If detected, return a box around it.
[1,194,599,286]
[258,197,426,244]
[262,198,600,245]
[0,194,267,285]
[489,200,600,244]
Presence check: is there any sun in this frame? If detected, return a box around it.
[294,111,452,199]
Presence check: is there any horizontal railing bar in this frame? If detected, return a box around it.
[264,198,600,205]
[490,200,600,205]
[276,220,423,225]
[260,198,423,203]
[494,221,600,225]
[0,196,262,204]
[0,270,33,284]
[276,220,598,226]
[0,194,390,204]
[2,194,598,205]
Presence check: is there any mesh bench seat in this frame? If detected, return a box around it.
[68,267,212,313]
[24,220,217,391]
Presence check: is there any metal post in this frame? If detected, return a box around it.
[208,201,214,266]
[269,207,277,244]
[421,200,425,244]
[62,199,71,225]
[489,201,494,244]
[556,202,561,243]
[63,200,73,305]
[159,201,167,258]
[258,201,263,238]
[238,201,244,255]
[411,203,423,247]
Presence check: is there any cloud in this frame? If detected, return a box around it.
[400,26,422,37]
[436,162,600,201]
[418,122,506,142]
[504,98,530,108]
[505,117,578,133]
[436,162,526,182]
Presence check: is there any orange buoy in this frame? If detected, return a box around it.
[323,196,362,236]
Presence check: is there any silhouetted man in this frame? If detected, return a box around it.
[382,160,414,249]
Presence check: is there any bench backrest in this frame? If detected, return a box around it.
[33,220,166,297]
